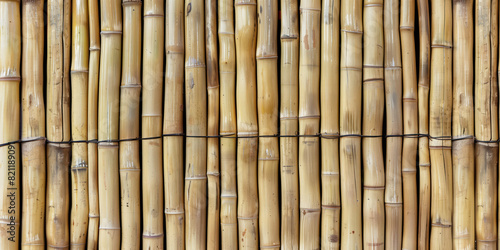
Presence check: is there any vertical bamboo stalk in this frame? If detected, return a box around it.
[119,0,141,248]
[218,0,238,248]
[429,0,453,248]
[185,0,208,248]
[21,0,46,248]
[451,0,474,249]
[475,0,499,248]
[256,0,279,248]
[340,0,363,248]
[0,0,20,248]
[164,0,185,249]
[280,0,299,249]
[235,0,259,248]
[362,0,385,248]
[206,0,220,248]
[142,0,165,248]
[98,0,122,247]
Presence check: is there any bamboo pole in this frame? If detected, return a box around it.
[362,0,385,248]
[416,0,430,248]
[256,0,279,248]
[21,0,46,248]
[475,0,499,248]
[429,0,453,248]
[164,0,184,249]
[206,0,220,248]
[142,0,164,248]
[218,0,238,248]
[235,0,259,248]
[0,0,20,248]
[279,0,299,249]
[451,0,474,249]
[185,0,208,248]
[119,0,141,248]
[340,0,363,248]
[98,0,122,247]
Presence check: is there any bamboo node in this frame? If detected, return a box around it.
[100,31,122,35]
[99,227,121,230]
[0,76,21,81]
[400,26,415,30]
[341,29,363,34]
[47,244,70,248]
[142,233,164,238]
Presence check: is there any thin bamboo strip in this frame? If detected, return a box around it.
[235,0,259,248]
[279,0,299,249]
[98,0,122,247]
[218,0,238,248]
[362,0,384,248]
[164,0,185,249]
[340,0,363,248]
[21,0,46,248]
[206,0,220,248]
[451,0,474,249]
[119,0,141,248]
[142,0,164,248]
[0,0,20,248]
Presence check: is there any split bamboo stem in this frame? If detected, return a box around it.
[475,0,499,248]
[206,0,220,248]
[416,0,430,248]
[185,0,208,248]
[164,0,185,249]
[218,0,238,248]
[142,0,165,248]
[86,0,100,246]
[429,0,453,248]
[400,0,418,248]
[256,0,279,248]
[235,0,259,248]
[21,0,46,248]
[0,0,20,248]
[119,0,141,248]
[362,0,384,248]
[451,0,474,249]
[98,0,122,247]
[279,0,299,249]
[340,0,363,248]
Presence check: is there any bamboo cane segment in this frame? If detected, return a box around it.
[206,0,220,249]
[98,0,122,248]
[256,0,279,248]
[21,0,46,248]
[0,1,20,248]
[185,0,208,248]
[235,0,259,248]
[362,0,384,248]
[218,0,237,248]
[340,0,363,248]
[164,0,185,249]
[451,0,474,249]
[119,0,141,249]
[142,0,165,248]
[280,0,299,249]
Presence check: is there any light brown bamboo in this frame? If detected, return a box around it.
[185,0,208,248]
[21,0,46,248]
[256,0,279,248]
[164,0,185,249]
[206,0,220,248]
[340,0,363,248]
[475,0,499,248]
[235,0,259,248]
[362,0,384,248]
[451,0,474,249]
[98,0,122,247]
[279,0,299,249]
[119,0,141,248]
[0,1,20,248]
[218,0,238,248]
[429,0,453,248]
[142,0,164,248]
